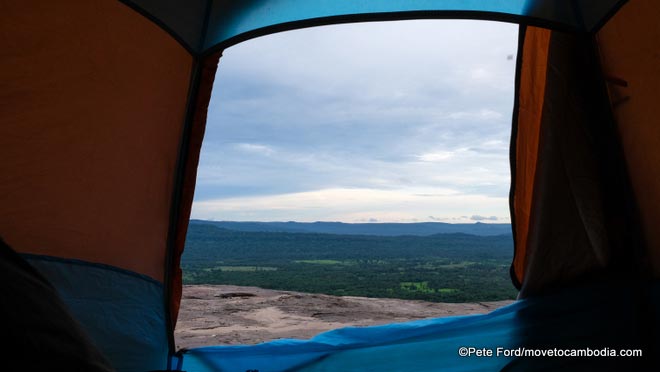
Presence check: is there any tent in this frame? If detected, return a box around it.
[2,0,658,370]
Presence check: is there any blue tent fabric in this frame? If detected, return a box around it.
[204,0,625,52]
[24,255,169,372]
[181,280,648,371]
[122,0,626,54]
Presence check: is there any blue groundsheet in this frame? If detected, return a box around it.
[181,281,649,371]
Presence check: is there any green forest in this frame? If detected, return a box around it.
[182,222,518,302]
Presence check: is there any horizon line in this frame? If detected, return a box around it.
[190,219,511,225]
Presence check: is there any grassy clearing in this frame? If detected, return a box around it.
[414,261,475,269]
[398,282,459,295]
[294,259,350,265]
[203,266,278,272]
[400,281,435,294]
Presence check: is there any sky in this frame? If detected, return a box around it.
[190,20,518,223]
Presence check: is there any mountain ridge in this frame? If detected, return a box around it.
[190,219,511,237]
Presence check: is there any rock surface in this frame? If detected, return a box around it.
[175,285,514,350]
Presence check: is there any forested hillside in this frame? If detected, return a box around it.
[182,222,518,302]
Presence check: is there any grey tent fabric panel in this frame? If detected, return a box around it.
[120,0,209,52]
[25,255,169,372]
[576,0,629,31]
[0,239,114,371]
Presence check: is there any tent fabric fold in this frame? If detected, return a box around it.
[513,29,636,297]
[169,52,223,331]
[510,26,550,286]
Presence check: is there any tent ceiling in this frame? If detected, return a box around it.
[122,0,627,54]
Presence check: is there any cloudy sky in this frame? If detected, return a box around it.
[191,20,518,223]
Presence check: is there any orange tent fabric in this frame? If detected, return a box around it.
[510,26,550,286]
[598,0,660,274]
[0,0,192,281]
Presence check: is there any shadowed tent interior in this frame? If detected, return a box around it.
[1,0,659,371]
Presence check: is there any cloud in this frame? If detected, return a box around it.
[235,143,275,156]
[417,151,455,162]
[470,215,499,221]
[470,67,492,81]
[191,188,510,223]
[447,109,503,121]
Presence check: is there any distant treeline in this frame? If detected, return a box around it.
[191,220,512,236]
